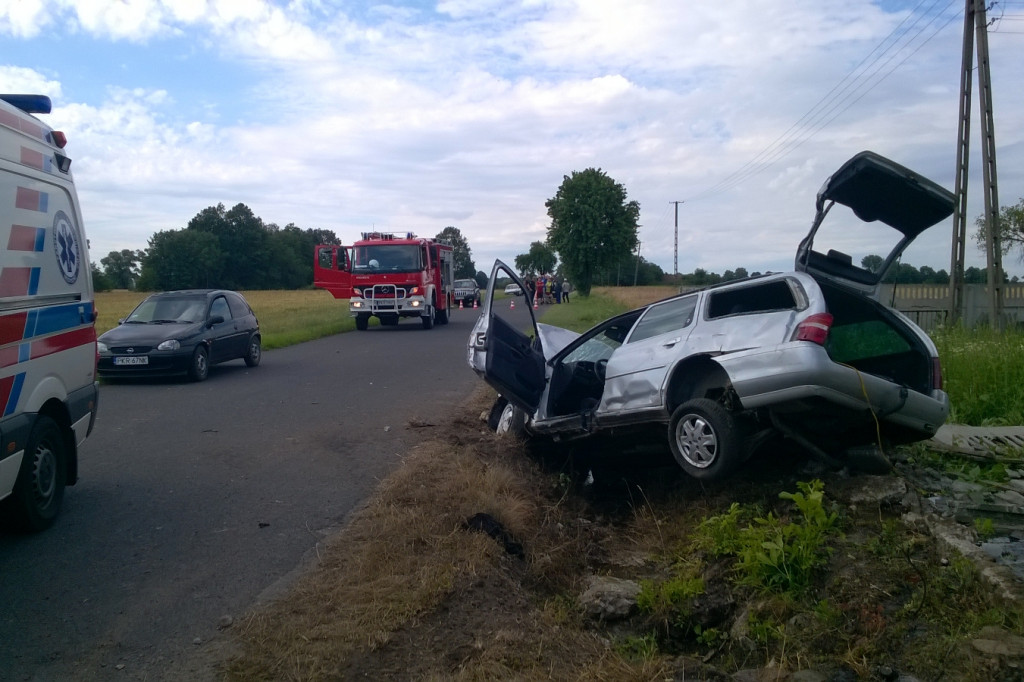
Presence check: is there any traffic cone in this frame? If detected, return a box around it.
[459,300,464,310]
[473,299,477,309]
[533,296,538,310]
[510,299,515,310]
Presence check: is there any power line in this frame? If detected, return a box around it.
[686,0,962,203]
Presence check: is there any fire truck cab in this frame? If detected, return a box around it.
[314,232,454,330]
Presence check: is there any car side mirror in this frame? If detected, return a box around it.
[207,315,225,327]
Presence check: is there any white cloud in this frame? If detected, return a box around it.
[0,0,51,38]
[5,0,1022,279]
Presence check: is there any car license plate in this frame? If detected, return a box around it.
[114,356,148,366]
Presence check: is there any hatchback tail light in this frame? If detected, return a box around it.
[795,312,833,345]
[932,357,943,390]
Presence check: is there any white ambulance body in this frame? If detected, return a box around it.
[0,94,99,531]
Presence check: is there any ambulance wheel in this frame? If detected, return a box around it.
[355,315,369,331]
[189,346,209,382]
[422,305,435,329]
[1,416,66,532]
[244,334,262,367]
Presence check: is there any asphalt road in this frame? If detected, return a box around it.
[0,304,520,681]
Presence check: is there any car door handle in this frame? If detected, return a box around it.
[662,337,681,347]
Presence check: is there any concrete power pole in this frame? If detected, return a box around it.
[671,201,684,276]
[949,0,1003,328]
[948,0,975,324]
[975,0,1004,329]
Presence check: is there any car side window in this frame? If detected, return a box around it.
[706,280,797,319]
[210,296,231,322]
[318,247,333,269]
[628,295,698,343]
[226,293,250,318]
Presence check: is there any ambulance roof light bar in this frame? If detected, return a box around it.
[0,94,52,114]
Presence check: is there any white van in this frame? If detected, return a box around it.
[0,94,99,531]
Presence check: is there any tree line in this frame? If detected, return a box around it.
[91,203,480,292]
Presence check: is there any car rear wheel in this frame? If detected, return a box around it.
[668,399,744,481]
[189,346,209,382]
[244,335,261,367]
[0,416,66,532]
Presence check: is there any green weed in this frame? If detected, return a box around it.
[697,481,840,594]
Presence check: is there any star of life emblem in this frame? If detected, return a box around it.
[53,210,80,284]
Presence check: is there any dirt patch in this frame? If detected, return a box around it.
[220,388,1024,681]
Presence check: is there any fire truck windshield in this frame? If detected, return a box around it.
[352,245,423,273]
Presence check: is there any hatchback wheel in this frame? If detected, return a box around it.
[189,346,209,382]
[244,335,261,367]
[668,399,744,481]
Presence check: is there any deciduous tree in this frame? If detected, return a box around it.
[545,168,639,296]
[514,241,557,277]
[435,226,476,279]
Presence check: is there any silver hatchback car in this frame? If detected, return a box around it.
[468,151,954,481]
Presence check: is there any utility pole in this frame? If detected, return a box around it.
[948,0,974,324]
[976,0,1004,329]
[670,201,684,276]
[634,241,641,286]
[949,0,1003,328]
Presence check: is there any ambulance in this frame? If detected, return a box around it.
[0,94,99,531]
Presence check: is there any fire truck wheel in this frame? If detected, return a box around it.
[0,415,66,532]
[355,314,369,330]
[189,346,210,382]
[436,301,449,325]
[422,304,435,329]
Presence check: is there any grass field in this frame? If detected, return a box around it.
[96,288,352,350]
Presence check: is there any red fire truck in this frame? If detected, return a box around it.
[314,232,454,330]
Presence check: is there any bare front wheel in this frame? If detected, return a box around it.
[668,399,744,481]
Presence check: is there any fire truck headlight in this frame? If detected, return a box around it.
[410,300,421,308]
[352,300,363,309]
[409,286,420,295]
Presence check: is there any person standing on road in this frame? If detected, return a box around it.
[554,278,563,303]
[562,280,572,303]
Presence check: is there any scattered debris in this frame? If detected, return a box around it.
[463,512,524,558]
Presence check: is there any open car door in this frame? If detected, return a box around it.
[467,260,544,414]
[795,151,955,298]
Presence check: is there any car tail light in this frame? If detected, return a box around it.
[795,312,833,345]
[932,357,943,390]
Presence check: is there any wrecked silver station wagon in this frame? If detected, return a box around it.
[467,151,954,481]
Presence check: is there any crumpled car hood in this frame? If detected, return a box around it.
[536,323,580,361]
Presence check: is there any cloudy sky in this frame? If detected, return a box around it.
[3,0,1023,278]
